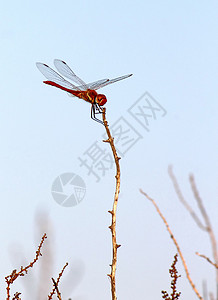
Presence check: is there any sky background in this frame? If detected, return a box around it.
[0,0,218,299]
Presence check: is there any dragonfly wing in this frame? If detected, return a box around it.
[54,59,88,89]
[36,62,80,91]
[63,80,108,97]
[94,74,133,90]
[67,93,76,97]
[76,79,109,90]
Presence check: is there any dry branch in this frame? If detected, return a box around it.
[5,233,47,300]
[189,175,218,266]
[48,262,68,300]
[51,278,62,300]
[169,166,218,299]
[140,189,203,300]
[102,108,121,300]
[168,166,206,230]
[161,254,181,300]
[196,252,218,269]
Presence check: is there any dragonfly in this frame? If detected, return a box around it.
[36,59,133,124]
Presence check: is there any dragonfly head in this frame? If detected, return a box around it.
[96,94,107,106]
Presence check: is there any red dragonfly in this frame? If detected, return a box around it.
[36,59,132,124]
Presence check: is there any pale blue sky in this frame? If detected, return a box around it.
[0,0,218,299]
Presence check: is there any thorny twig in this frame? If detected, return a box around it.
[140,189,203,300]
[48,262,68,300]
[102,108,121,300]
[162,254,181,300]
[5,233,47,300]
[52,278,62,300]
[12,292,21,300]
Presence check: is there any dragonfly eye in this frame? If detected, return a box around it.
[96,94,107,106]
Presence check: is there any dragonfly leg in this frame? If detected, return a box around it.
[91,104,104,124]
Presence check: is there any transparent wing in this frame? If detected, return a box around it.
[94,74,133,90]
[76,79,109,90]
[54,59,88,89]
[36,62,80,91]
[67,79,109,97]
